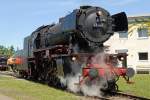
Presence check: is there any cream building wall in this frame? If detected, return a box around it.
[104,16,150,73]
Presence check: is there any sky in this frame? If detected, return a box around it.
[0,0,150,49]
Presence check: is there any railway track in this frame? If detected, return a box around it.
[0,71,15,76]
[111,92,150,100]
[89,92,150,100]
[68,90,150,100]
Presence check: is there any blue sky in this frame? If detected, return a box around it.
[0,0,150,49]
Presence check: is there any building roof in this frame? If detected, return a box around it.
[128,15,150,23]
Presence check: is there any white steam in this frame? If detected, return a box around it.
[66,74,80,93]
[81,84,102,97]
[59,51,116,97]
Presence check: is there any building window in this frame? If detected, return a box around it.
[115,49,128,53]
[138,52,148,60]
[138,28,148,38]
[119,32,128,38]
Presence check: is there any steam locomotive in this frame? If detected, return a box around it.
[8,6,134,93]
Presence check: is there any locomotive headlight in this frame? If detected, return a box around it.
[89,68,99,78]
[96,11,102,16]
[120,57,124,61]
[72,56,76,61]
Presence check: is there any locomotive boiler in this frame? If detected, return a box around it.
[32,5,128,51]
[8,6,134,94]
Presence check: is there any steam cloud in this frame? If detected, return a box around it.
[59,52,117,97]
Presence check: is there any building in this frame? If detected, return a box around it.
[104,15,150,74]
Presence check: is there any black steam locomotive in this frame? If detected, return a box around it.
[8,6,133,93]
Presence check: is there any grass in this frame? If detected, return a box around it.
[117,74,150,98]
[0,76,79,100]
[0,74,149,99]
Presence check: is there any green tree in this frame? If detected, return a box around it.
[0,45,15,57]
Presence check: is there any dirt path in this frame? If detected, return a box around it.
[0,94,14,100]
